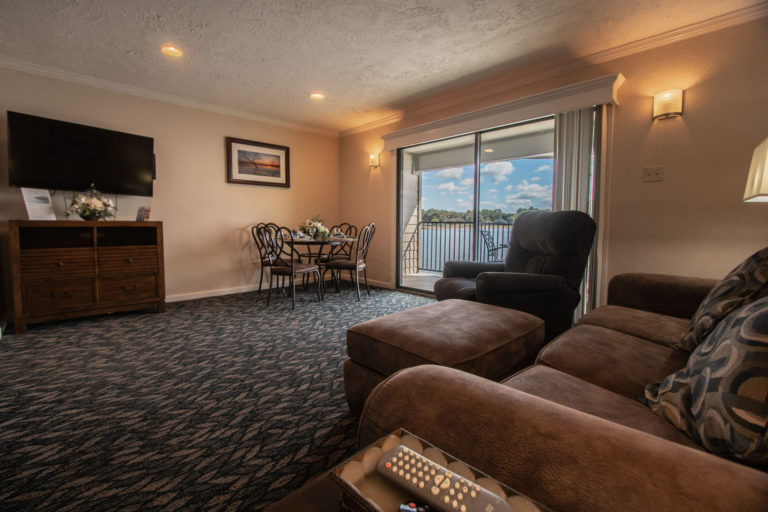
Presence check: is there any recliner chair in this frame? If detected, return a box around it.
[434,210,596,339]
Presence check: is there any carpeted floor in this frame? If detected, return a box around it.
[0,287,434,511]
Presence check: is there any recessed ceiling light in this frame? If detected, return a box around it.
[309,92,325,101]
[161,44,183,58]
[484,148,494,153]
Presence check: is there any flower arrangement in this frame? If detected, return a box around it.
[298,214,330,239]
[67,184,116,221]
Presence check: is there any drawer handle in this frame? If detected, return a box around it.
[126,258,134,264]
[57,262,65,268]
[121,284,138,291]
[51,290,73,298]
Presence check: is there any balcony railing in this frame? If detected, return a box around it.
[402,222,513,275]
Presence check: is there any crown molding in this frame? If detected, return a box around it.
[0,57,339,138]
[344,3,768,137]
[339,112,404,137]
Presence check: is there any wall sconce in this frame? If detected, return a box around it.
[653,89,684,119]
[744,136,768,202]
[369,153,380,169]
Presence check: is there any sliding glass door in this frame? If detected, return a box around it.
[397,117,554,292]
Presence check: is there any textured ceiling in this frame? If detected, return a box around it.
[0,0,762,133]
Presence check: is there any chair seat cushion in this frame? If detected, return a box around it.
[347,299,545,381]
[643,297,768,465]
[433,277,477,301]
[579,305,689,348]
[503,365,701,448]
[271,262,318,274]
[537,325,689,399]
[324,259,364,270]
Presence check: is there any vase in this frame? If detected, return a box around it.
[79,212,102,221]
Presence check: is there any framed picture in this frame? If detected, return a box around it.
[226,137,290,188]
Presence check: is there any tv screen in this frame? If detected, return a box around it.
[7,111,155,197]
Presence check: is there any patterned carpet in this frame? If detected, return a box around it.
[0,287,434,511]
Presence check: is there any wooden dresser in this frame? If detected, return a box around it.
[8,220,165,333]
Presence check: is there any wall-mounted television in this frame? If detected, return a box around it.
[7,111,155,197]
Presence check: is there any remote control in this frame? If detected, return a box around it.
[376,445,513,512]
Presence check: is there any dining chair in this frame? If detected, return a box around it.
[322,222,375,301]
[250,222,272,294]
[319,222,358,284]
[257,224,323,309]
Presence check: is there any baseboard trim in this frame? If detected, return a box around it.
[166,278,394,303]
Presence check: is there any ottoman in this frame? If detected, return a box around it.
[344,299,545,414]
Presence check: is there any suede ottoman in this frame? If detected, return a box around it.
[344,298,545,414]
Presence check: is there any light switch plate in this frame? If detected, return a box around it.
[643,166,663,182]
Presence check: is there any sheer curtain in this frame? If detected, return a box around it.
[553,107,599,319]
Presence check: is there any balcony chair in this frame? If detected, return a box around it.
[322,223,375,301]
[256,224,323,309]
[434,210,596,340]
[480,229,509,262]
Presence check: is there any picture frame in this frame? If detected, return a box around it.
[226,137,290,188]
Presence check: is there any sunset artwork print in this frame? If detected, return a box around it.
[226,137,290,188]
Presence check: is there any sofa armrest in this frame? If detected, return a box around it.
[359,365,768,512]
[443,260,505,279]
[607,273,717,319]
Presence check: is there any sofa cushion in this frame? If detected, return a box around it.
[579,305,689,348]
[677,246,768,352]
[504,365,701,448]
[643,297,768,466]
[537,325,688,399]
[433,277,477,301]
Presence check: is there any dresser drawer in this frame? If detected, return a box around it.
[98,246,159,274]
[99,275,158,304]
[23,279,96,315]
[20,248,96,280]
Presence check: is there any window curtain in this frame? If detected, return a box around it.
[553,107,599,320]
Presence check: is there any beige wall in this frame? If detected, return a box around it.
[0,67,339,303]
[339,17,768,298]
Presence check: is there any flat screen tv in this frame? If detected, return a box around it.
[7,111,155,197]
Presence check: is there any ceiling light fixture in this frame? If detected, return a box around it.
[161,44,183,58]
[484,148,494,153]
[309,92,325,101]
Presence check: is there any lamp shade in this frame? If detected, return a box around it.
[744,136,768,202]
[653,89,683,119]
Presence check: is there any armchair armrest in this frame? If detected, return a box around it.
[442,260,505,279]
[359,365,768,512]
[608,273,717,318]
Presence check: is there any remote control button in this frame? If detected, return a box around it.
[455,482,460,489]
[385,462,391,469]
[418,481,424,489]
[443,496,450,504]
[462,486,468,493]
[425,475,430,482]
[391,466,397,473]
[431,486,440,496]
[399,470,404,476]
[434,475,444,485]
[449,489,455,496]
[470,490,477,498]
[418,471,423,477]
[460,505,467,512]
[412,477,418,484]
[405,464,410,470]
[445,471,453,479]
[440,479,451,490]
[457,493,463,500]
[452,500,458,508]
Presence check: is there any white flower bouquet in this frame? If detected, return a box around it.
[67,184,116,221]
[298,214,330,239]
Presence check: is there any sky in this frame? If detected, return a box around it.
[421,158,554,212]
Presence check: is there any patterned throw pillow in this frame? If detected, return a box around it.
[676,247,768,352]
[643,297,768,466]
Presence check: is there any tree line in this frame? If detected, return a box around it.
[422,207,544,224]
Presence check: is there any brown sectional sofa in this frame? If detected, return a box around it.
[356,273,768,511]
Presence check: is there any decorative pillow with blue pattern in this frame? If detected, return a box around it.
[676,247,768,353]
[643,296,768,466]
